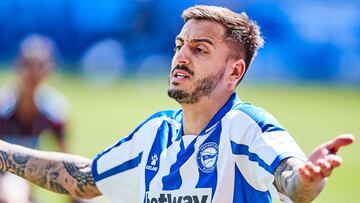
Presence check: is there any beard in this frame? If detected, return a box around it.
[168,66,225,104]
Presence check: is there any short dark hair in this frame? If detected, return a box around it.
[182,5,264,71]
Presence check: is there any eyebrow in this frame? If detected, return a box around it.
[176,37,215,47]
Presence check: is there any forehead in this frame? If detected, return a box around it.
[177,19,226,43]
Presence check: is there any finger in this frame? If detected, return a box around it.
[298,166,312,182]
[317,159,332,177]
[317,159,331,170]
[326,134,355,154]
[305,161,321,174]
[299,162,322,182]
[324,154,342,168]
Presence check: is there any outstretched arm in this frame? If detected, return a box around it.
[274,134,354,203]
[0,140,101,199]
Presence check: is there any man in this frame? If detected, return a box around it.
[0,34,69,203]
[0,6,355,203]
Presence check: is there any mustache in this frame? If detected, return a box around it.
[171,64,194,76]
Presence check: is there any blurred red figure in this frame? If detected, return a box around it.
[0,34,69,203]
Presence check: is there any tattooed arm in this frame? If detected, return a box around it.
[274,158,326,203]
[0,140,101,199]
[274,135,354,203]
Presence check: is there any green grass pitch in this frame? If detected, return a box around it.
[1,72,359,203]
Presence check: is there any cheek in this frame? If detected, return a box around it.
[170,59,176,70]
[171,52,178,64]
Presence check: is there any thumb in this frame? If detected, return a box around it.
[326,134,355,154]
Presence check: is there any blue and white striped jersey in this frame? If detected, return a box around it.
[92,93,305,203]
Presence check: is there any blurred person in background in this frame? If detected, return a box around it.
[0,34,89,203]
[0,5,355,203]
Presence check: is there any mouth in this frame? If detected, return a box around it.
[172,70,190,79]
[170,65,194,85]
[170,70,192,86]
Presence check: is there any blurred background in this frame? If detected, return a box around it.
[0,0,359,203]
[0,0,359,84]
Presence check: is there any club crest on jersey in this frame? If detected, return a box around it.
[197,142,219,173]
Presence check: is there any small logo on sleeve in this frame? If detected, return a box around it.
[197,142,219,173]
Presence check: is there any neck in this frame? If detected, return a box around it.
[181,92,233,135]
[15,83,38,122]
[18,80,38,97]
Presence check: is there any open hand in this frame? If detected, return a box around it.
[298,134,355,184]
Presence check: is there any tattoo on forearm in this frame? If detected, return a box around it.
[13,153,30,165]
[274,158,325,203]
[0,150,69,194]
[0,151,9,171]
[49,170,63,191]
[50,180,69,194]
[274,158,297,195]
[40,162,70,194]
[0,151,29,176]
[63,161,96,193]
[0,144,99,198]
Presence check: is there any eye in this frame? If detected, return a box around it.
[174,45,182,52]
[194,47,206,54]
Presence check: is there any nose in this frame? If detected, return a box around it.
[173,45,191,66]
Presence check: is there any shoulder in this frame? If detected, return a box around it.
[228,102,285,133]
[138,109,182,129]
[147,109,182,121]
[0,84,17,117]
[35,84,70,123]
[119,109,182,143]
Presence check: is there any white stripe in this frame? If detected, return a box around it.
[149,138,181,191]
[96,168,140,203]
[227,110,305,166]
[233,155,272,191]
[96,117,164,174]
[178,146,199,188]
[138,116,180,202]
[251,131,306,165]
[177,134,210,189]
[212,127,235,203]
[227,110,262,146]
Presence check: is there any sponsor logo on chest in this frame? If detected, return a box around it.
[146,188,211,203]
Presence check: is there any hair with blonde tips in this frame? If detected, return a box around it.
[182,5,264,70]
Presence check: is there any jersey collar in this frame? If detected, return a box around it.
[176,92,241,137]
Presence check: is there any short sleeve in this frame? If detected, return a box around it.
[91,111,171,203]
[91,124,148,202]
[229,104,306,201]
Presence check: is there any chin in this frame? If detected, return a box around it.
[169,83,184,91]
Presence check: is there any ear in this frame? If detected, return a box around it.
[227,59,246,87]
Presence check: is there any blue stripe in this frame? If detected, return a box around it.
[93,152,143,182]
[144,121,176,194]
[162,136,198,190]
[270,152,303,172]
[233,165,271,203]
[92,110,179,180]
[231,141,274,174]
[233,103,285,133]
[195,122,222,198]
